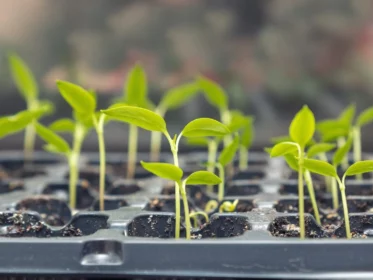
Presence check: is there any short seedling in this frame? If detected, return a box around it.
[141,162,221,239]
[101,105,231,238]
[8,53,54,162]
[270,105,315,239]
[150,82,199,161]
[303,158,373,239]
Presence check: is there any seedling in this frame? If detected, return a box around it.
[150,82,199,161]
[316,104,355,170]
[219,199,239,213]
[230,112,255,171]
[38,81,97,209]
[303,158,373,239]
[101,105,230,238]
[270,105,315,239]
[277,142,335,225]
[140,162,221,239]
[122,64,147,179]
[197,76,232,147]
[8,53,54,162]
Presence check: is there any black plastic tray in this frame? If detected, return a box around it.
[0,150,373,279]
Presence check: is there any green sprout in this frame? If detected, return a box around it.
[121,64,147,179]
[36,81,96,209]
[101,105,230,238]
[197,76,232,147]
[228,111,255,171]
[8,53,54,162]
[140,163,221,239]
[189,211,209,228]
[219,199,239,213]
[303,158,373,239]
[150,82,199,161]
[270,105,315,239]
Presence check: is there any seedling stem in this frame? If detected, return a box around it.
[68,122,85,209]
[338,137,349,170]
[304,170,320,224]
[331,178,339,209]
[239,145,248,170]
[297,147,305,239]
[207,139,217,192]
[352,126,362,180]
[93,114,107,211]
[24,99,39,163]
[127,124,138,179]
[180,180,192,239]
[189,211,209,228]
[217,163,225,202]
[336,176,351,239]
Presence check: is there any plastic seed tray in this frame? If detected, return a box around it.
[0,150,373,279]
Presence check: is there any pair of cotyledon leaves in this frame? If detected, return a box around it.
[140,161,221,186]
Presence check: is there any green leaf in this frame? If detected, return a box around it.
[241,117,254,149]
[289,105,315,148]
[345,160,373,176]
[270,142,299,157]
[57,80,96,115]
[307,143,336,158]
[338,104,355,126]
[125,64,147,107]
[35,123,70,155]
[332,137,353,166]
[185,171,222,185]
[284,154,299,172]
[356,107,373,127]
[8,53,38,101]
[218,135,239,166]
[0,111,35,139]
[140,161,182,182]
[159,82,199,111]
[197,76,228,110]
[101,105,167,133]
[303,158,337,177]
[181,118,230,138]
[49,119,75,133]
[316,119,349,134]
[185,137,209,147]
[228,112,250,133]
[321,128,349,142]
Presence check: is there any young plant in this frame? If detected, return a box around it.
[270,105,315,239]
[231,113,255,171]
[8,53,54,162]
[101,105,231,238]
[42,80,97,209]
[197,76,232,147]
[303,158,373,239]
[122,64,147,179]
[150,82,199,161]
[140,162,221,239]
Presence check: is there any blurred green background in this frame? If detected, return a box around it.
[1,0,373,151]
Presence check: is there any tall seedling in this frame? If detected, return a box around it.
[122,64,147,179]
[270,105,315,239]
[140,162,221,239]
[102,105,230,238]
[197,76,232,147]
[150,82,200,161]
[8,53,54,162]
[303,158,373,239]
